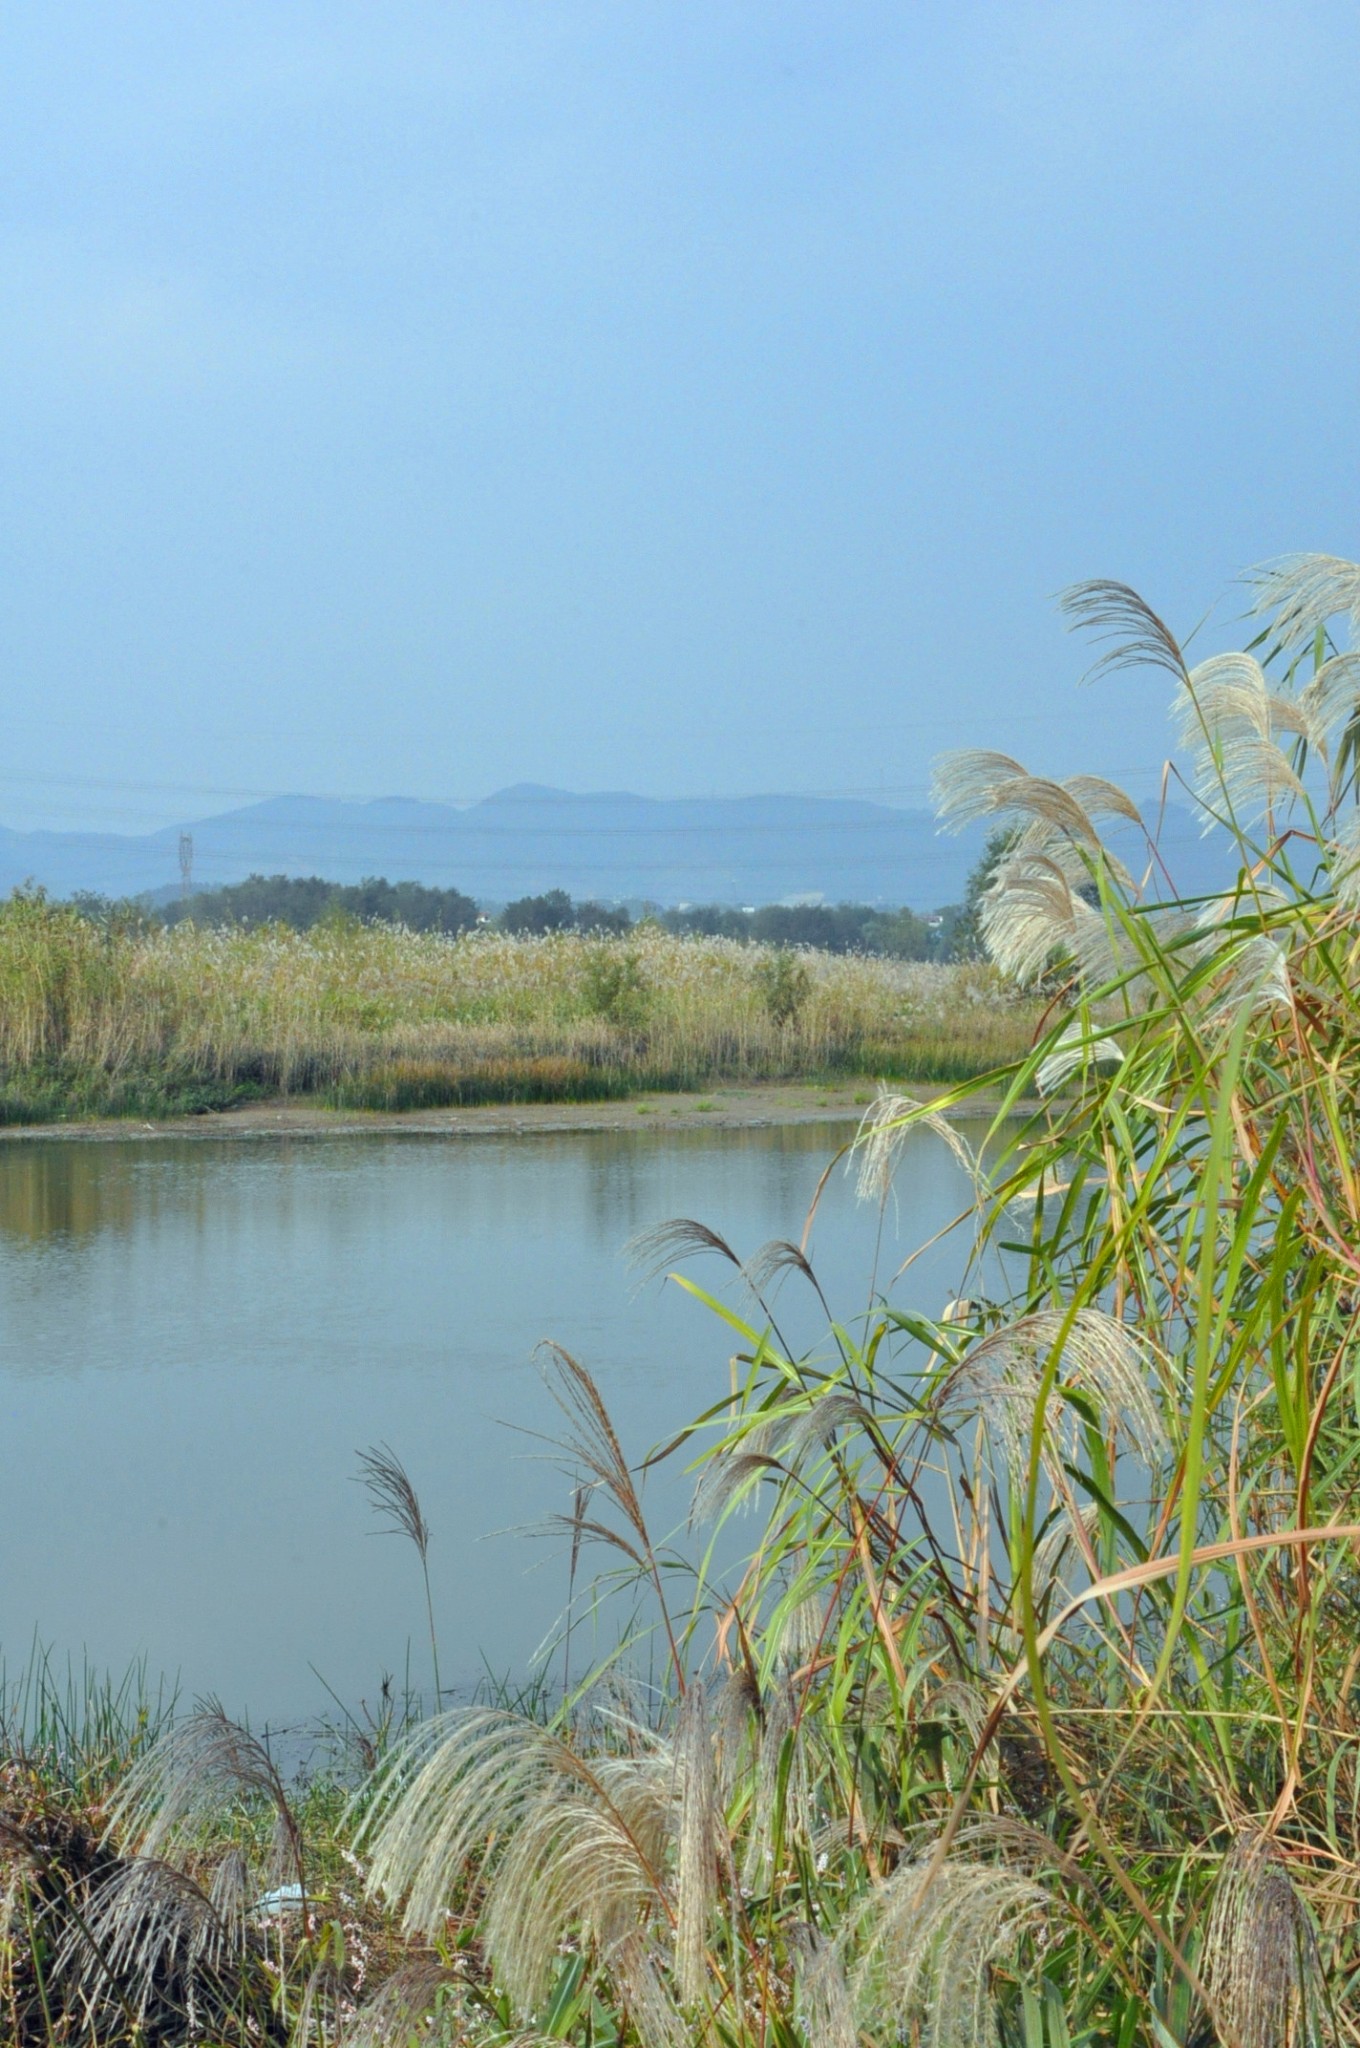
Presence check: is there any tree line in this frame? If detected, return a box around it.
[67,860,999,959]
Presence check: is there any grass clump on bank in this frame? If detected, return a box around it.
[0,905,1036,1121]
[13,554,1360,2043]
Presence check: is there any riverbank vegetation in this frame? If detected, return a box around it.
[0,910,1035,1123]
[152,875,955,959]
[8,554,1360,2043]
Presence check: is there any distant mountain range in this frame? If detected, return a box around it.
[0,783,1227,910]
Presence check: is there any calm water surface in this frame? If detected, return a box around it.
[0,1124,980,1723]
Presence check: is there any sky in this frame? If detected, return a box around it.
[1,1,1357,834]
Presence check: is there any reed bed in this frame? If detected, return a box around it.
[0,909,1035,1119]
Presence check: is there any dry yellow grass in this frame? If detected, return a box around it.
[0,898,1041,1117]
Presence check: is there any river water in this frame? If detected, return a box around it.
[0,1122,981,1727]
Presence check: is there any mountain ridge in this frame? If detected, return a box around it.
[0,784,1224,909]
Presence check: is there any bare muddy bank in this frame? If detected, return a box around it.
[0,1079,1014,1142]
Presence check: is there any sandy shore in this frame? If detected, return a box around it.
[0,1079,1005,1143]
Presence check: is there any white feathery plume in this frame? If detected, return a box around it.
[357,1706,672,2015]
[778,1392,871,1473]
[1248,551,1360,657]
[979,854,1118,987]
[849,1855,1050,2048]
[1190,900,1294,1022]
[1032,1499,1105,1601]
[341,1962,466,2046]
[771,1590,832,1672]
[1201,1833,1329,2048]
[1177,653,1306,824]
[1301,651,1360,765]
[931,750,1030,831]
[1016,813,1138,894]
[925,1677,990,1748]
[1035,1021,1125,1095]
[946,1814,1076,1874]
[1206,935,1293,1023]
[993,776,1103,840]
[609,1932,688,2048]
[1330,805,1360,911]
[55,1858,235,2034]
[932,1307,1167,1487]
[792,1925,858,2048]
[740,1670,811,1894]
[688,1439,780,1527]
[712,1667,760,1801]
[1007,820,1136,902]
[934,756,1103,846]
[206,1846,249,1927]
[1061,774,1144,826]
[850,1089,979,1208]
[1058,579,1188,686]
[103,1704,304,1884]
[483,1780,661,2012]
[674,1680,717,2008]
[691,1390,869,1529]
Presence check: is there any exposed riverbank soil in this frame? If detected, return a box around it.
[0,1079,1006,1142]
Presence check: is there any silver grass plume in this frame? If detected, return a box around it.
[1202,1833,1330,2048]
[539,1343,651,1559]
[357,1440,442,1704]
[932,1307,1167,1489]
[743,1236,824,1302]
[713,1665,760,1801]
[341,1961,466,2046]
[1203,935,1293,1024]
[627,1217,743,1286]
[792,1924,858,2048]
[55,1858,235,2035]
[741,1670,810,1893]
[609,1932,688,2048]
[933,749,1138,985]
[924,1677,990,1751]
[772,1588,832,1671]
[979,853,1118,988]
[207,1845,250,1948]
[674,1680,718,2008]
[357,1706,672,2016]
[356,1441,429,1561]
[1301,651,1360,768]
[850,1088,979,1208]
[1190,899,1294,1022]
[690,1391,867,1528]
[945,1814,1079,1875]
[849,1854,1050,2048]
[1176,653,1306,825]
[1330,806,1360,911]
[1035,1021,1125,1095]
[103,1703,303,1883]
[933,753,1104,847]
[1062,773,1144,825]
[1059,579,1188,686]
[1008,818,1136,898]
[930,749,1029,831]
[1032,1499,1106,1602]
[1248,552,1360,658]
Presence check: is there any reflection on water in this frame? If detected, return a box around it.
[0,1146,146,1242]
[0,1124,980,1720]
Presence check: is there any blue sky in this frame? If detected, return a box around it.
[1,2,1356,832]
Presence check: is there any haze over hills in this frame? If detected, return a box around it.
[0,784,1226,910]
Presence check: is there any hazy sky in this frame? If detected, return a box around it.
[2,2,1356,833]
